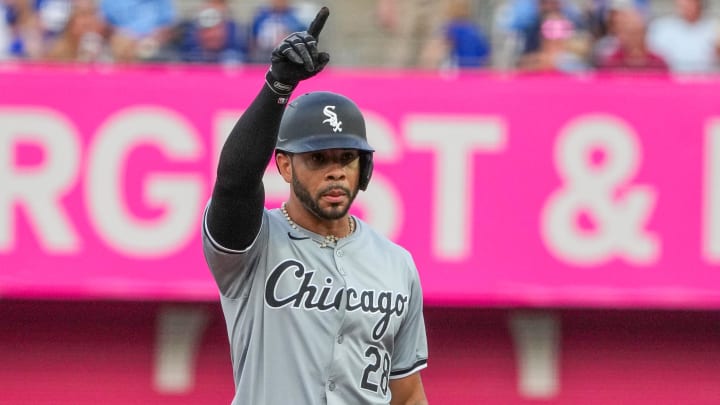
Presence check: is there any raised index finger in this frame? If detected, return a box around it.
[307,7,329,39]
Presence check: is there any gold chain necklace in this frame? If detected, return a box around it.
[281,202,355,248]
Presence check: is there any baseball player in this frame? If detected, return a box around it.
[202,7,429,404]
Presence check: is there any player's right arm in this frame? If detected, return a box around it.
[204,7,330,252]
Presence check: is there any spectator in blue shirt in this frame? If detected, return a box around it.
[505,0,586,54]
[248,0,304,63]
[3,0,43,59]
[100,0,177,62]
[420,0,490,70]
[444,0,491,68]
[176,0,246,65]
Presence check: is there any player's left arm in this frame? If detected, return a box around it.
[389,373,428,405]
[390,252,430,404]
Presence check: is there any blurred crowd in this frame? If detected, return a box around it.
[0,0,718,73]
[492,0,717,73]
[0,0,315,65]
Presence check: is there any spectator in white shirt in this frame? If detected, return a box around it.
[647,0,720,73]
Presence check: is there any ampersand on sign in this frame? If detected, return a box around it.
[541,115,660,266]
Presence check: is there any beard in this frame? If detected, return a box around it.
[291,172,357,221]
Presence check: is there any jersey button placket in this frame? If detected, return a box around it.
[335,248,346,275]
[327,254,346,402]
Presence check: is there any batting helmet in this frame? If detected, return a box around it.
[276,91,374,190]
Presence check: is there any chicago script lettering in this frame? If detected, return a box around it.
[265,259,408,340]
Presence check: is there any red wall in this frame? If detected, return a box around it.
[2,300,719,404]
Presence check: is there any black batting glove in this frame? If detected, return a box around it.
[266,7,330,95]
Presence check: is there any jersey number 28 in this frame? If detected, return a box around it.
[361,346,390,396]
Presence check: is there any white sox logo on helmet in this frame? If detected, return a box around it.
[322,105,342,132]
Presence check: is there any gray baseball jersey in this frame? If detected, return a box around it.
[202,206,428,405]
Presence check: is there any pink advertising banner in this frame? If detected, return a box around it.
[1,65,720,308]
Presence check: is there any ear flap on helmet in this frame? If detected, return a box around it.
[359,152,373,191]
